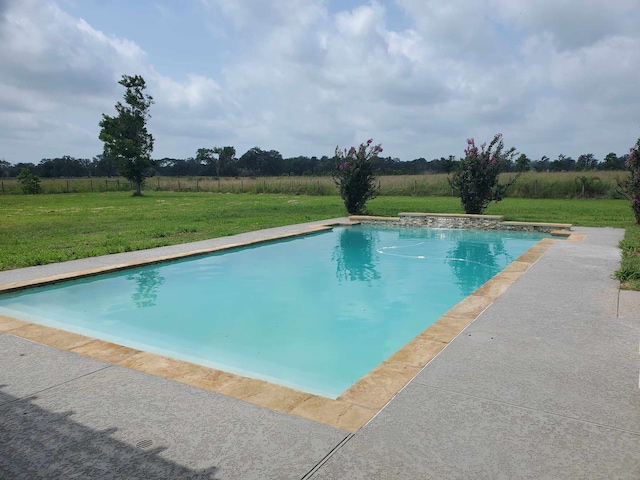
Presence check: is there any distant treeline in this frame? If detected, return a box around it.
[0,147,630,178]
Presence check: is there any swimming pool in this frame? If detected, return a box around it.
[0,225,546,398]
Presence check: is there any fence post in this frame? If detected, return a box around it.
[196,178,199,191]
[218,179,221,192]
[66,179,69,192]
[263,179,266,193]
[157,177,160,190]
[1,181,4,194]
[90,180,93,192]
[178,180,181,191]
[241,180,244,193]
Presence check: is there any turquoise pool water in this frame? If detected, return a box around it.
[0,226,546,398]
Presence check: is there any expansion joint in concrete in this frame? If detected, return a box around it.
[301,433,355,479]
[0,358,113,409]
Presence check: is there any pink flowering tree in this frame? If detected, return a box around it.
[617,136,640,224]
[333,139,382,214]
[449,134,518,214]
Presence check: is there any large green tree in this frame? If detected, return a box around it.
[195,146,236,177]
[99,75,154,196]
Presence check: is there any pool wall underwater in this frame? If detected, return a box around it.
[0,215,584,432]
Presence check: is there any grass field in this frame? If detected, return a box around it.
[0,171,629,199]
[0,190,637,271]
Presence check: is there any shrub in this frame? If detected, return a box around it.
[17,168,42,194]
[333,139,382,214]
[449,134,518,214]
[617,137,640,224]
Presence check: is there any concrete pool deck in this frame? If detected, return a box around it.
[1,223,639,478]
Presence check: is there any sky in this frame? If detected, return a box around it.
[1,0,639,164]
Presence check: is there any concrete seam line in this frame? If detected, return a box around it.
[300,433,355,480]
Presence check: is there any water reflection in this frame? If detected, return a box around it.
[127,268,165,308]
[446,236,511,296]
[333,228,381,283]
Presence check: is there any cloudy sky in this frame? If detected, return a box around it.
[1,0,639,164]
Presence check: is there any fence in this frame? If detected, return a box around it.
[0,171,629,199]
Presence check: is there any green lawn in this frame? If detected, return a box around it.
[1,192,638,288]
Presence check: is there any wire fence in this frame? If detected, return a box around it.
[0,172,628,199]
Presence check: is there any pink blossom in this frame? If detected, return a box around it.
[367,138,373,144]
[467,138,474,145]
[349,147,356,154]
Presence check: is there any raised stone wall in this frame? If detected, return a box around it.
[349,213,571,234]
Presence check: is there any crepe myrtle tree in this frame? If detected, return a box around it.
[99,75,155,196]
[617,136,640,225]
[449,134,518,214]
[333,139,382,215]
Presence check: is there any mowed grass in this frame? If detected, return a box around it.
[0,192,345,270]
[1,192,638,288]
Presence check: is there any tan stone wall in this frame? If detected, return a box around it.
[351,213,571,233]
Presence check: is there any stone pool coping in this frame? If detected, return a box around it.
[0,217,586,433]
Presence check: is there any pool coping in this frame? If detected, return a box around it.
[0,219,586,433]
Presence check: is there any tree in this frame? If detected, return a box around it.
[0,159,10,177]
[532,155,550,172]
[17,168,42,194]
[237,147,283,176]
[576,153,598,171]
[440,155,457,174]
[603,152,622,171]
[99,75,155,196]
[514,154,531,172]
[92,153,120,177]
[449,134,518,214]
[215,146,236,177]
[333,139,382,214]
[617,137,640,225]
[195,148,215,175]
[196,146,236,177]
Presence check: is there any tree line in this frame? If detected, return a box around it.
[0,74,629,181]
[0,150,629,179]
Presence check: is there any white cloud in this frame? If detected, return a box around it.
[1,0,639,163]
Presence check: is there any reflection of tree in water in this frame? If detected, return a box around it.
[447,237,510,296]
[333,227,381,283]
[127,268,165,308]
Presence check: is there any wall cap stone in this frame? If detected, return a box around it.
[349,215,400,221]
[398,212,503,220]
[501,221,572,229]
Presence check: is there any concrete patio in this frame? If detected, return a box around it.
[1,224,639,479]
